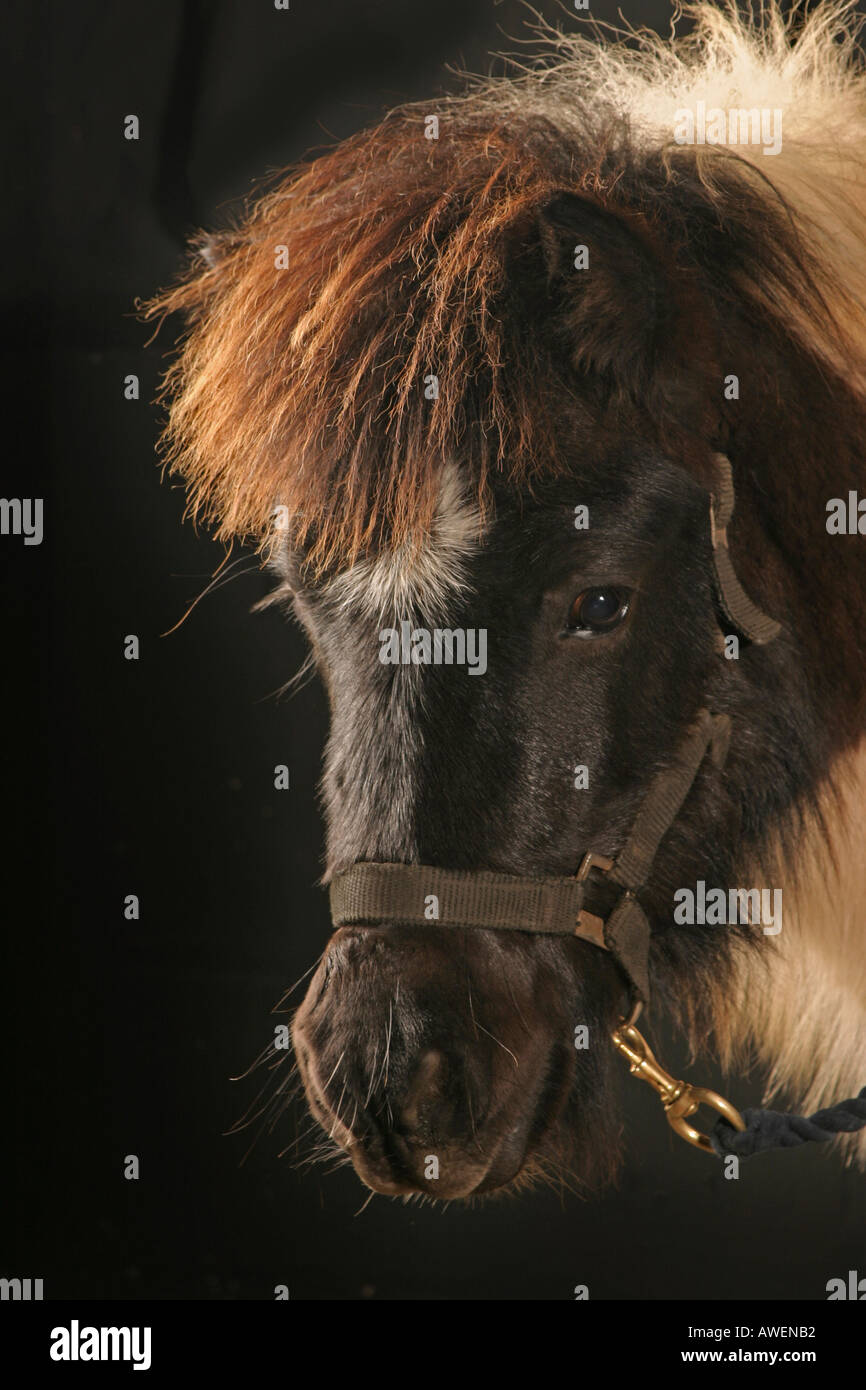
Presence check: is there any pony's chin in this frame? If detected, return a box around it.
[343,1127,538,1199]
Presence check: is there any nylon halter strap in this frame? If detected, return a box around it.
[327,454,782,1153]
[709,454,781,645]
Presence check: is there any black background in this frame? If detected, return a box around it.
[4,0,865,1301]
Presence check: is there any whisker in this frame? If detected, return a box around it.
[354,1189,378,1217]
[382,999,394,1089]
[161,554,263,636]
[272,961,319,1012]
[322,1050,346,1095]
[474,1021,519,1069]
[365,1042,380,1106]
[329,1077,349,1140]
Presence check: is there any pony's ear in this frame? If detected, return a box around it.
[536,192,670,386]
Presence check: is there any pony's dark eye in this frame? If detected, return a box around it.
[567,587,631,637]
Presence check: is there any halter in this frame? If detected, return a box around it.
[328,454,781,1153]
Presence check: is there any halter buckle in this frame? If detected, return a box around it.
[574,851,614,948]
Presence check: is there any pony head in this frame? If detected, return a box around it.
[145,2,866,1197]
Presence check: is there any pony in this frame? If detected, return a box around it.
[144,1,866,1198]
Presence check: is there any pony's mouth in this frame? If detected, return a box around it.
[302,1058,572,1199]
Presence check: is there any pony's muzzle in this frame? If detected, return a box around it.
[293,1025,499,1197]
[291,925,568,1197]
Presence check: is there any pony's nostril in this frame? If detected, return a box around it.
[392,1046,489,1148]
[398,1048,450,1135]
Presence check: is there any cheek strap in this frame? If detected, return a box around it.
[709,453,782,645]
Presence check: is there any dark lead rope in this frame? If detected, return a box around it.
[711,1087,866,1158]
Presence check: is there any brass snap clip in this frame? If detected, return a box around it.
[611,1017,746,1154]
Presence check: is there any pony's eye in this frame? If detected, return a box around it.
[567,587,631,636]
